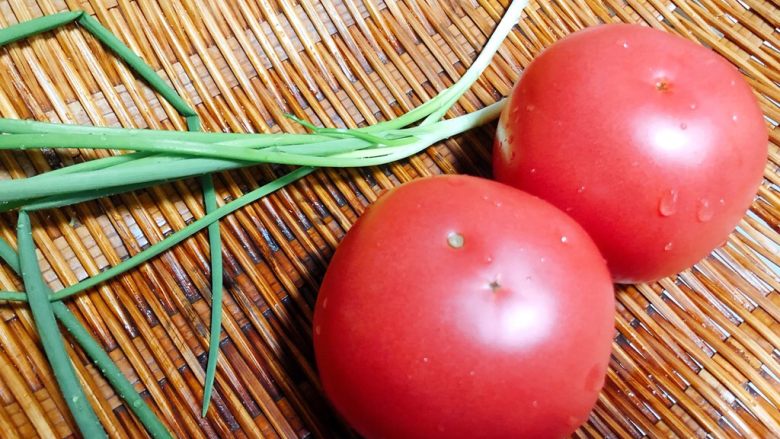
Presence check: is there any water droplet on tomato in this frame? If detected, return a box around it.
[532,400,539,408]
[664,242,673,251]
[690,103,697,110]
[680,123,687,130]
[485,256,493,263]
[732,114,739,122]
[658,189,679,217]
[469,370,476,376]
[730,79,736,86]
[422,357,429,363]
[529,168,537,175]
[622,41,629,48]
[540,257,546,263]
[494,201,503,208]
[697,199,714,222]
[526,104,535,111]
[577,186,586,194]
[719,198,725,206]
[560,236,568,244]
[565,207,573,212]
[315,325,321,335]
[322,297,328,309]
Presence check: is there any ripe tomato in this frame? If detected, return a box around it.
[493,24,768,283]
[314,175,614,439]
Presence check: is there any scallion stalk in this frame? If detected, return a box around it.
[0,0,529,435]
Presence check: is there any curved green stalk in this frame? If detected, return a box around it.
[48,168,312,302]
[186,111,224,416]
[0,11,81,45]
[0,99,503,305]
[201,183,223,417]
[0,117,332,143]
[0,1,527,428]
[53,303,171,438]
[0,102,503,206]
[6,180,166,212]
[0,134,268,160]
[0,6,229,429]
[0,238,171,438]
[356,0,527,131]
[16,212,107,438]
[0,0,525,184]
[76,14,196,119]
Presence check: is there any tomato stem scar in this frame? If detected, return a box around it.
[655,79,670,91]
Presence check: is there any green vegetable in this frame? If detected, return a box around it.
[0,0,529,436]
[16,211,107,438]
[186,121,224,415]
[0,8,226,421]
[200,172,223,417]
[1,168,314,303]
[0,0,527,205]
[0,238,171,439]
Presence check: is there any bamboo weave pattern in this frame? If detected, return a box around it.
[0,0,778,437]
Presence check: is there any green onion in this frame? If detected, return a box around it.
[0,169,311,302]
[0,5,232,423]
[0,0,527,206]
[16,211,108,438]
[52,303,172,438]
[0,101,504,304]
[0,0,529,435]
[197,162,223,417]
[0,237,171,438]
[0,11,82,45]
[50,168,312,302]
[0,101,504,205]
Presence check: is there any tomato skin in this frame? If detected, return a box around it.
[314,175,614,439]
[493,24,768,283]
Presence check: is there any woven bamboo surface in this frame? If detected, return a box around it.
[0,0,777,437]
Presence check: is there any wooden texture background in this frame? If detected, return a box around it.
[0,0,778,437]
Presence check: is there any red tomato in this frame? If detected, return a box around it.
[314,175,614,439]
[493,24,768,283]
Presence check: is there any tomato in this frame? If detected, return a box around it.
[493,24,768,283]
[313,175,614,439]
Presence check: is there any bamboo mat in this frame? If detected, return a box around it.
[0,0,777,437]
